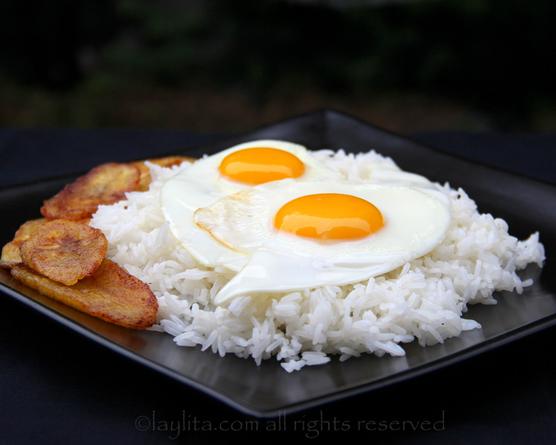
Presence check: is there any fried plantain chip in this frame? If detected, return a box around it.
[19,219,107,285]
[41,163,141,220]
[133,156,194,191]
[11,260,158,329]
[0,219,48,267]
[150,155,194,167]
[0,242,21,267]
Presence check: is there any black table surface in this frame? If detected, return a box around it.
[0,128,554,444]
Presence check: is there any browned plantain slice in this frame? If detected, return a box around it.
[10,260,158,329]
[133,156,194,191]
[0,242,21,267]
[20,220,107,285]
[41,163,141,220]
[0,219,48,267]
[149,155,194,167]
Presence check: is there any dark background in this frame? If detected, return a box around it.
[1,1,555,444]
[1,0,555,134]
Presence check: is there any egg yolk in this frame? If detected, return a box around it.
[219,147,305,185]
[274,193,384,240]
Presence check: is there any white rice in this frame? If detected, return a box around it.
[90,150,545,372]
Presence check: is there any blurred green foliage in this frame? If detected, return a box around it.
[0,0,554,131]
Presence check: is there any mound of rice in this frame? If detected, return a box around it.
[90,150,545,372]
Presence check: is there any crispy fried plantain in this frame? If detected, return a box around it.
[0,219,48,267]
[149,155,194,167]
[41,163,140,220]
[11,260,158,329]
[20,220,107,285]
[133,156,194,191]
[0,242,21,267]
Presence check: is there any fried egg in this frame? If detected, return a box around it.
[193,180,451,304]
[161,140,341,270]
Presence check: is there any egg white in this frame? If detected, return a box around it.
[193,180,451,304]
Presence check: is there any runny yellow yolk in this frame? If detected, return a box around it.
[274,193,384,240]
[219,147,305,185]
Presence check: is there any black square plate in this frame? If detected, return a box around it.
[1,110,554,417]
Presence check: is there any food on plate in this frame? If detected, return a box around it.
[2,140,545,371]
[193,181,451,303]
[89,140,544,371]
[218,146,305,184]
[41,162,141,220]
[133,156,193,191]
[1,156,179,327]
[0,242,20,267]
[0,219,48,266]
[10,260,158,329]
[19,219,108,286]
[160,140,342,270]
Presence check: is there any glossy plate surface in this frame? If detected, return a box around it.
[1,110,554,417]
